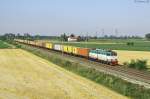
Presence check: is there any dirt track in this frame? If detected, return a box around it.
[0,49,127,99]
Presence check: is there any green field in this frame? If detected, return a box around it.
[88,38,147,43]
[52,39,150,51]
[0,40,12,48]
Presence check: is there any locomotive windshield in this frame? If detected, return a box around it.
[106,51,117,56]
[112,52,117,56]
[106,53,111,56]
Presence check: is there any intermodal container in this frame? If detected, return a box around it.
[77,48,90,58]
[29,41,35,45]
[63,45,68,53]
[24,40,28,44]
[67,46,73,53]
[54,44,63,51]
[35,41,43,47]
[45,42,53,49]
[72,46,78,55]
[17,39,24,43]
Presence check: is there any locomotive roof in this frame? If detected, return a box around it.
[94,49,116,53]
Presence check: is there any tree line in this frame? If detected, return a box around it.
[0,33,150,41]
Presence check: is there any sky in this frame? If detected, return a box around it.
[0,0,150,36]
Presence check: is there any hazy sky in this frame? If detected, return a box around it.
[0,0,150,36]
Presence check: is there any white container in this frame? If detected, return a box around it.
[54,44,63,51]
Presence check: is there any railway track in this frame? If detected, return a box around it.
[21,43,150,88]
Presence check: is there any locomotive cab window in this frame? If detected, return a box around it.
[112,52,117,56]
[107,53,111,56]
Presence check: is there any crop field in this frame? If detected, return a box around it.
[88,39,146,43]
[0,40,12,48]
[0,49,127,99]
[115,50,150,68]
[58,42,150,51]
[41,39,150,51]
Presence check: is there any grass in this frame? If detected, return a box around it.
[46,38,150,51]
[0,40,12,48]
[56,42,150,51]
[0,49,127,99]
[88,38,147,43]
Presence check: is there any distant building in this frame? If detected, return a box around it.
[68,36,78,42]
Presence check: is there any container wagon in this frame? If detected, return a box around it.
[67,46,73,54]
[45,42,53,49]
[54,44,63,51]
[29,41,36,45]
[77,48,90,58]
[63,45,68,53]
[35,41,44,47]
[72,46,78,55]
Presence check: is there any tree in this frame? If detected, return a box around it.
[77,36,81,41]
[2,33,15,41]
[23,33,31,40]
[127,42,134,46]
[34,35,40,40]
[61,33,68,41]
[16,33,22,39]
[70,34,75,37]
[145,33,150,40]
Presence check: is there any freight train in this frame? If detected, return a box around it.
[15,39,118,65]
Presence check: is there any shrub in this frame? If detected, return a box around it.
[16,44,21,48]
[126,59,147,70]
[128,59,136,68]
[135,59,147,70]
[127,42,134,46]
